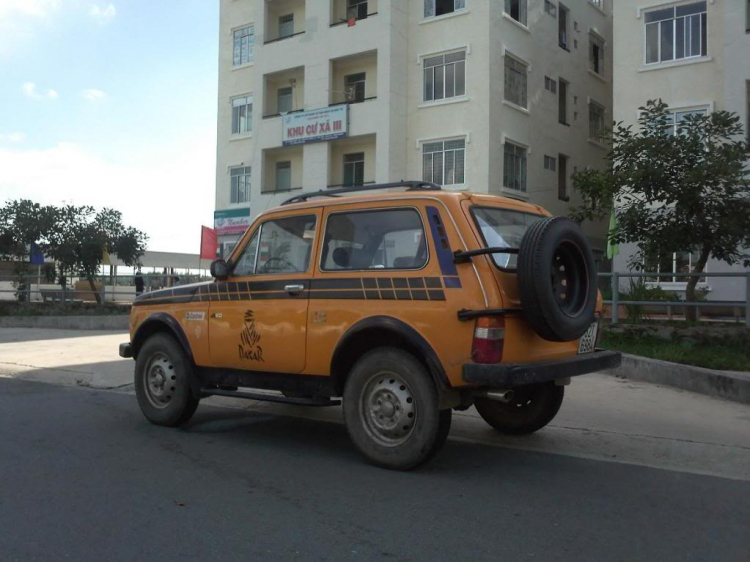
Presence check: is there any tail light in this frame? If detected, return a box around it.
[472,317,505,364]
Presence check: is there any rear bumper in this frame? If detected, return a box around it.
[462,349,621,389]
[119,343,133,359]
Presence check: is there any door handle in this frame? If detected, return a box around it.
[284,284,305,294]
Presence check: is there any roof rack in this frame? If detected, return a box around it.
[281,180,442,206]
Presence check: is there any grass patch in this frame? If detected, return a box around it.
[600,331,750,372]
[0,302,129,317]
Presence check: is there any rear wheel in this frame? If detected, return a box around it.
[343,348,451,470]
[135,333,199,427]
[474,382,564,435]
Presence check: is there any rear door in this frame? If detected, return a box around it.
[208,209,321,373]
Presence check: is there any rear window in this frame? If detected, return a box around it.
[471,207,544,270]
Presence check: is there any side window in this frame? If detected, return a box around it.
[321,209,427,271]
[232,230,259,276]
[232,215,316,276]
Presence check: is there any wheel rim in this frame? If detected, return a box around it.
[551,240,588,317]
[144,352,177,409]
[360,372,417,447]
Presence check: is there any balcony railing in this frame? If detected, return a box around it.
[330,12,378,27]
[263,31,305,45]
[328,96,377,107]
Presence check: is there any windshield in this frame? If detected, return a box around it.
[471,207,544,269]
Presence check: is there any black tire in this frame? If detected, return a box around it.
[343,348,451,471]
[135,333,200,427]
[517,217,597,342]
[474,383,564,435]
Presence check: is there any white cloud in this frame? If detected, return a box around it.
[0,132,25,143]
[0,137,216,254]
[0,0,60,19]
[82,88,107,101]
[89,3,115,25]
[22,82,58,100]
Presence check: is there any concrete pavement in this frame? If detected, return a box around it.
[1,327,749,481]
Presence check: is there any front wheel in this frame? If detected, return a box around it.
[135,333,200,427]
[343,348,451,470]
[474,382,564,435]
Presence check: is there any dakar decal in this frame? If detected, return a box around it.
[238,310,264,362]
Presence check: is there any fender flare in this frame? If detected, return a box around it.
[132,312,194,363]
[330,315,449,392]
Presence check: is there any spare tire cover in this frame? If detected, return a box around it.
[516,217,597,342]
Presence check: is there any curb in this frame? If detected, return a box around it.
[0,315,129,331]
[603,353,750,405]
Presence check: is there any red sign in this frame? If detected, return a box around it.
[200,226,218,260]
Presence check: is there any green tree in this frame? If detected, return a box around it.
[0,200,57,301]
[570,100,750,320]
[44,206,148,303]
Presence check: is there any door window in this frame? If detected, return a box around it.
[321,208,427,271]
[233,215,316,276]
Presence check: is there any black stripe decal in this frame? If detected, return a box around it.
[310,278,363,290]
[309,290,366,300]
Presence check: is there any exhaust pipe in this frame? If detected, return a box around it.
[476,389,515,403]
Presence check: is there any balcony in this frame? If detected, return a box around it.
[329,50,377,106]
[327,134,376,188]
[264,0,306,44]
[263,66,305,118]
[330,0,378,27]
[262,146,303,193]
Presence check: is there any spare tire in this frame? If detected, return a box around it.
[517,217,597,342]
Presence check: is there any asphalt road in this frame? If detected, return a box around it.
[1,377,748,562]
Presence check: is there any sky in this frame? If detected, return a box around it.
[0,0,219,254]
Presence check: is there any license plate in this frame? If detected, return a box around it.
[578,323,598,354]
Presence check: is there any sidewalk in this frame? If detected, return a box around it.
[1,327,749,481]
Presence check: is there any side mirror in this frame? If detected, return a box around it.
[210,259,230,280]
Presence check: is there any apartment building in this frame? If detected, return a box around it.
[214,0,614,257]
[613,0,750,301]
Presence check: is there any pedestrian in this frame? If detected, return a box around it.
[173,276,182,287]
[135,270,144,296]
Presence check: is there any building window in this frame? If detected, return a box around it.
[233,25,254,66]
[590,34,604,74]
[559,3,569,49]
[423,50,466,102]
[343,153,365,186]
[544,155,557,171]
[277,87,293,114]
[589,0,603,9]
[424,0,466,18]
[504,0,527,26]
[503,142,527,192]
[344,72,366,103]
[275,161,292,191]
[231,95,253,135]
[544,76,557,94]
[423,139,466,186]
[279,14,294,39]
[348,0,369,20]
[645,2,707,65]
[664,108,707,136]
[558,154,568,200]
[544,1,557,17]
[589,101,606,141]
[230,167,251,204]
[645,251,707,283]
[558,79,568,124]
[504,55,527,108]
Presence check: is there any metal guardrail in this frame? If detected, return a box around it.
[599,271,750,328]
[0,273,210,305]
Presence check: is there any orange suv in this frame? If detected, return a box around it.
[119,181,620,470]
